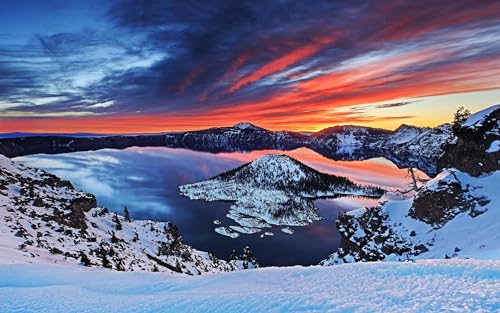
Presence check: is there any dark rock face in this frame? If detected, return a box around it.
[438,107,500,176]
[68,195,98,230]
[409,179,489,227]
[70,196,97,213]
[332,207,413,263]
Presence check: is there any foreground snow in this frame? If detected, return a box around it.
[1,259,499,312]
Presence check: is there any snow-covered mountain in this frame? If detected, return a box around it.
[310,123,452,175]
[321,105,500,265]
[232,122,266,131]
[311,125,390,155]
[164,123,307,153]
[180,154,383,238]
[0,155,236,274]
[0,119,453,176]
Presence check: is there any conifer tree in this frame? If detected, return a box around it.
[124,206,131,222]
[112,213,122,230]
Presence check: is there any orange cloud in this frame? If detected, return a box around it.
[199,52,251,101]
[226,37,334,93]
[175,66,205,93]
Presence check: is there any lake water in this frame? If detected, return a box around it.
[16,147,425,266]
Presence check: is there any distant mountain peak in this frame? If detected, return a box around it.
[232,122,265,131]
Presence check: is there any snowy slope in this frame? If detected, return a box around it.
[321,169,500,264]
[462,104,500,128]
[0,259,499,313]
[180,154,383,237]
[0,154,235,274]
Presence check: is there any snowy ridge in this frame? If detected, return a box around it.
[232,122,264,131]
[180,154,383,237]
[323,107,500,265]
[463,104,500,128]
[0,154,235,274]
[1,259,499,312]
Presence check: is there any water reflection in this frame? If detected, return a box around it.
[16,147,425,266]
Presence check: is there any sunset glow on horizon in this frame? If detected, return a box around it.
[1,0,500,134]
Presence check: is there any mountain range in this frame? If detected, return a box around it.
[0,117,454,176]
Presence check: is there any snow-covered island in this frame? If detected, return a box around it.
[180,154,384,237]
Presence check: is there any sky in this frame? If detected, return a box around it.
[1,0,500,133]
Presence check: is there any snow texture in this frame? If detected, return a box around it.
[463,104,500,128]
[0,259,498,313]
[486,140,500,153]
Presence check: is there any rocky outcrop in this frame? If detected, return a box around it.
[409,178,489,226]
[329,207,418,263]
[438,105,500,176]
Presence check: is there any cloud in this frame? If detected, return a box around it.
[1,0,500,132]
[375,101,420,109]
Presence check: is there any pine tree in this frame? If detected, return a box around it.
[123,206,131,222]
[407,167,419,192]
[111,231,119,244]
[241,246,259,269]
[230,249,238,260]
[102,254,112,268]
[132,232,139,242]
[116,259,125,271]
[80,251,91,266]
[112,213,122,230]
[452,106,471,135]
